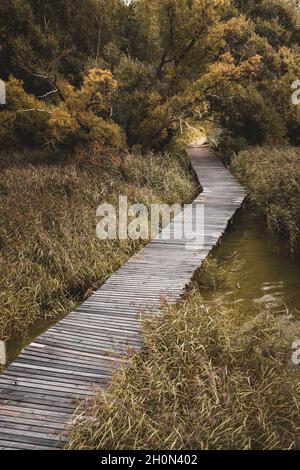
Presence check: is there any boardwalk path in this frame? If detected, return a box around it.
[0,144,246,449]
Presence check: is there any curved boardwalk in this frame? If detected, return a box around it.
[0,144,246,449]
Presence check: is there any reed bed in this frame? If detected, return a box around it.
[67,292,300,450]
[0,150,197,341]
[231,146,300,253]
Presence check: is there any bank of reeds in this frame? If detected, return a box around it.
[0,149,197,341]
[67,291,300,450]
[230,146,300,253]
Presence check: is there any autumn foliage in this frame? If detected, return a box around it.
[0,0,300,153]
[49,69,125,148]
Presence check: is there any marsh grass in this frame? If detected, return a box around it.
[230,146,300,253]
[0,149,197,341]
[67,292,300,450]
[190,254,242,292]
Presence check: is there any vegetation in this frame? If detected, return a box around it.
[1,0,300,451]
[1,70,124,151]
[231,146,300,253]
[1,0,300,151]
[191,254,242,292]
[67,292,300,450]
[0,150,196,341]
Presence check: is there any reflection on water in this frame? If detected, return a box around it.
[201,208,300,316]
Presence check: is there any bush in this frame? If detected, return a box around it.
[0,70,125,152]
[114,56,168,149]
[49,69,125,149]
[0,76,51,148]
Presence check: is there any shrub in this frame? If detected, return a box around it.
[49,68,125,149]
[0,70,126,152]
[0,76,51,148]
[114,56,168,148]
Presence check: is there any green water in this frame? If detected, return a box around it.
[200,208,300,315]
[3,207,300,369]
[5,316,59,368]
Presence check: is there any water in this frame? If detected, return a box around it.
[3,207,300,370]
[5,316,59,368]
[201,208,300,315]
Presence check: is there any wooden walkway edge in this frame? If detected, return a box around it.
[0,143,246,449]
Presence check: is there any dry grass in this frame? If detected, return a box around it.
[0,149,197,341]
[67,293,300,450]
[230,146,300,253]
[191,254,242,292]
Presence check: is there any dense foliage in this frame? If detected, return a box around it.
[1,0,300,151]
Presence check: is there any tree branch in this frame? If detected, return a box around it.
[16,108,52,114]
[38,89,58,99]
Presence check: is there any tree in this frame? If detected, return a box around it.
[1,0,300,151]
[0,0,126,93]
[0,76,51,148]
[49,68,125,149]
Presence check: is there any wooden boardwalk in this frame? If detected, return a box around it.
[0,144,246,449]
